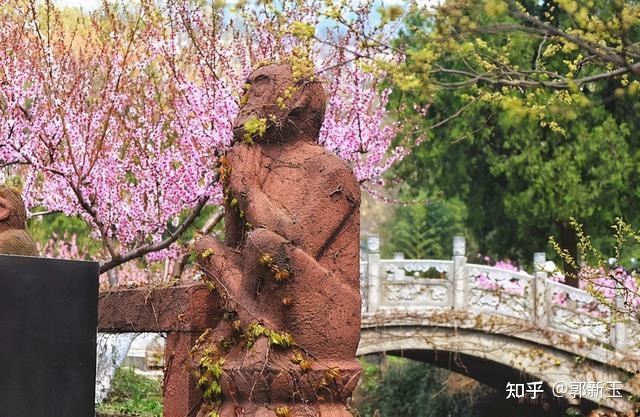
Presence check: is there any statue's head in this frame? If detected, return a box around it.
[0,186,27,230]
[233,63,326,143]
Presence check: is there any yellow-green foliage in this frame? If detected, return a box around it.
[548,217,610,272]
[275,405,292,417]
[191,330,225,414]
[289,21,315,39]
[381,0,640,131]
[197,349,224,403]
[245,322,295,349]
[549,217,640,320]
[259,252,292,282]
[377,5,404,24]
[242,116,267,143]
[562,218,640,267]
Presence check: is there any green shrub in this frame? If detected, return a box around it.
[96,367,163,417]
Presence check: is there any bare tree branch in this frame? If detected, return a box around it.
[428,92,484,130]
[431,63,640,90]
[29,210,61,217]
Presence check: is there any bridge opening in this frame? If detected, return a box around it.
[354,350,600,417]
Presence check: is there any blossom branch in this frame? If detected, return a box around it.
[99,186,215,275]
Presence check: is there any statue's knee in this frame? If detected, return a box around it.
[194,235,223,258]
[195,235,242,276]
[246,227,287,250]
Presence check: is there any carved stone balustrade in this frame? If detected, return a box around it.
[361,235,638,352]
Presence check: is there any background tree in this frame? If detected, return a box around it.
[380,195,470,259]
[372,0,640,271]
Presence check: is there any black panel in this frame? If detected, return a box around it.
[0,255,99,417]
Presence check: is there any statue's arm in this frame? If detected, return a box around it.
[235,150,359,254]
[224,146,302,243]
[239,190,302,243]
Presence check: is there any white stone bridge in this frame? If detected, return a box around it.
[358,236,640,413]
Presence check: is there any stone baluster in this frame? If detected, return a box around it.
[360,261,368,312]
[393,252,405,280]
[452,236,467,310]
[366,234,381,312]
[610,292,627,350]
[533,252,548,328]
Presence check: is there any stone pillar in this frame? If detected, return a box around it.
[97,283,221,417]
[163,333,202,417]
[533,252,548,328]
[393,252,405,280]
[367,234,381,312]
[610,293,627,350]
[452,236,467,310]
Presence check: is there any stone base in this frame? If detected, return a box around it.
[211,402,357,417]
[191,336,361,417]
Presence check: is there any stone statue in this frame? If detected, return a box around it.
[195,63,361,416]
[0,186,38,257]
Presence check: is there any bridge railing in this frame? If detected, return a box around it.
[361,235,635,352]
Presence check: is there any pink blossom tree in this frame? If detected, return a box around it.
[0,0,408,280]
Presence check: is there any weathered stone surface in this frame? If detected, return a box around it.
[98,283,221,417]
[0,186,38,256]
[164,332,205,417]
[195,63,361,416]
[98,282,221,332]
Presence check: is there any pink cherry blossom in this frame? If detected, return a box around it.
[0,0,407,276]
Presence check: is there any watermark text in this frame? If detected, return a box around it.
[505,381,622,399]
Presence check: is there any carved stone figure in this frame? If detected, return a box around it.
[0,186,38,257]
[195,63,361,416]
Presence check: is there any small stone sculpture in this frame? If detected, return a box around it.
[0,186,38,257]
[195,63,361,416]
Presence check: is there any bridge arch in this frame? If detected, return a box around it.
[357,312,640,413]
